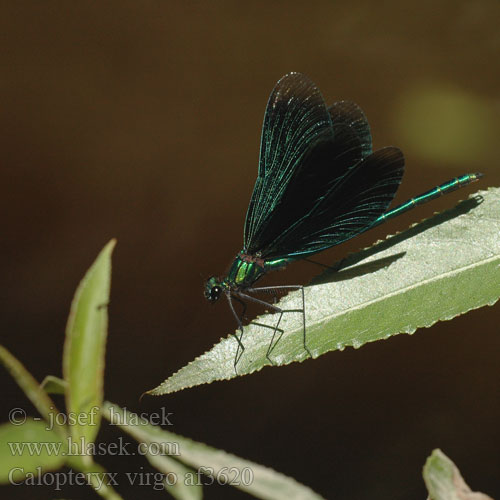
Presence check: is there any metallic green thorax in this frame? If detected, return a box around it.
[223,253,290,290]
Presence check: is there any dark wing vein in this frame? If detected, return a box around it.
[261,147,405,259]
[243,72,334,251]
[243,72,397,261]
[328,101,372,159]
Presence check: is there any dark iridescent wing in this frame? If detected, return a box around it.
[243,73,334,252]
[243,72,396,260]
[260,147,405,259]
[328,101,372,159]
[245,123,365,254]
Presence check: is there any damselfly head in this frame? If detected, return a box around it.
[204,276,223,303]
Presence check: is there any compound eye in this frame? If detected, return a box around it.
[211,286,222,301]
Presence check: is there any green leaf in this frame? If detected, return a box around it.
[146,454,203,500]
[423,449,494,500]
[102,401,325,500]
[63,239,116,456]
[0,419,66,484]
[148,188,500,395]
[0,345,66,439]
[79,461,125,500]
[40,375,67,395]
[103,402,202,500]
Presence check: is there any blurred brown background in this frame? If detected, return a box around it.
[1,1,499,499]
